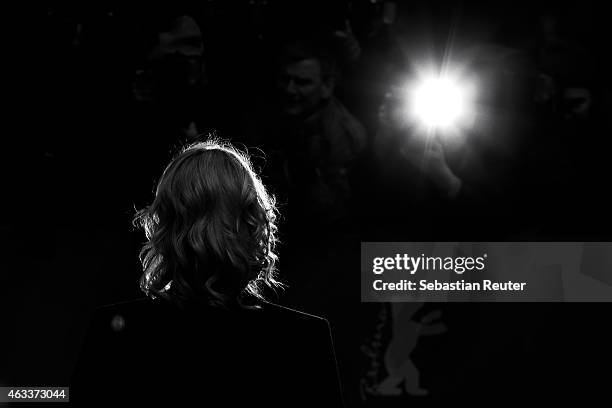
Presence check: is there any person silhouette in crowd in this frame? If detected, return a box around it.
[242,36,367,233]
[71,138,344,407]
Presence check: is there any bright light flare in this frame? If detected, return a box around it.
[405,73,475,133]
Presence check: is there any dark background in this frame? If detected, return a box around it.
[3,1,612,405]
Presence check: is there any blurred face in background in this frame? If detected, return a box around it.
[278,58,332,117]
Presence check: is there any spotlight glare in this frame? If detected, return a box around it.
[408,74,473,132]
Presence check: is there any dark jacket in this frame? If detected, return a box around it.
[71,298,344,407]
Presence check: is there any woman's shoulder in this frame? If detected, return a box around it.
[90,297,329,333]
[75,298,342,407]
[257,301,330,327]
[91,297,162,322]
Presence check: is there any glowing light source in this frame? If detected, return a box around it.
[405,73,475,133]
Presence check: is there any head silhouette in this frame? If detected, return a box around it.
[134,138,281,309]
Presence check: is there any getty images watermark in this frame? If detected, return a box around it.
[372,252,525,292]
[361,242,612,302]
